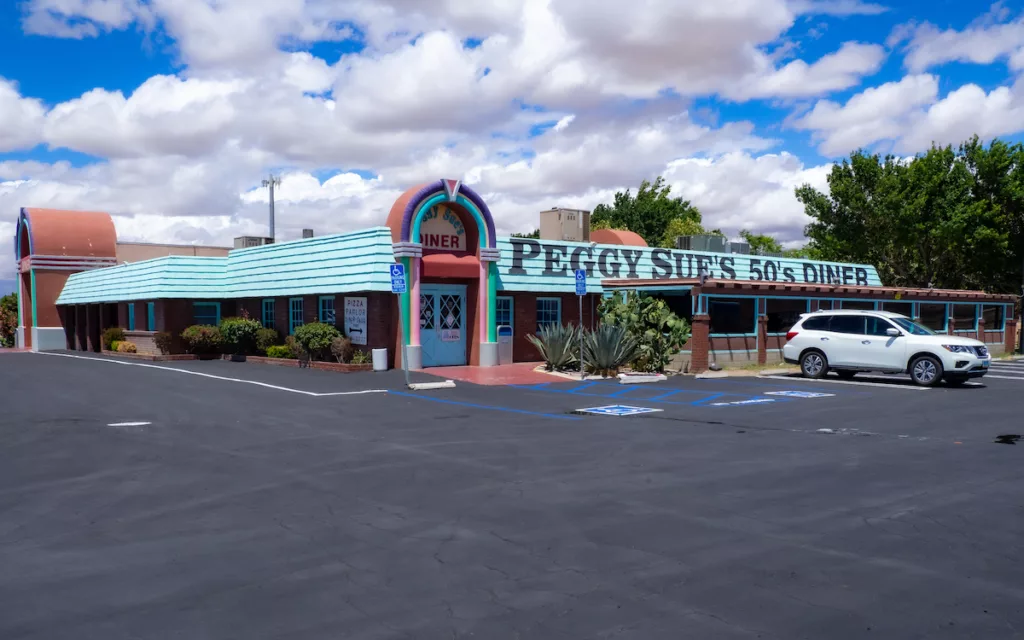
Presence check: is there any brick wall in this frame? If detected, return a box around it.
[690,314,710,373]
[508,292,599,363]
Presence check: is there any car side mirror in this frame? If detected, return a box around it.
[886,328,901,337]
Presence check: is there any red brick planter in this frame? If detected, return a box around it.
[101,350,197,362]
[221,355,373,373]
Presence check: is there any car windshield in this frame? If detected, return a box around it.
[891,317,935,336]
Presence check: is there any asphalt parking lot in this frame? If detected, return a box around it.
[2,351,1024,639]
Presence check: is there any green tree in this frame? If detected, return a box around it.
[738,230,784,255]
[0,293,17,348]
[512,229,540,239]
[795,139,1024,293]
[592,177,704,247]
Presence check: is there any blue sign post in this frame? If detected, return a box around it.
[391,263,409,385]
[575,269,587,380]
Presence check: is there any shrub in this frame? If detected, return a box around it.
[350,349,371,365]
[181,325,223,355]
[116,341,138,353]
[102,326,125,350]
[285,335,306,359]
[110,340,122,352]
[255,328,279,354]
[527,324,581,371]
[154,331,174,355]
[266,345,294,359]
[331,336,354,363]
[598,291,691,373]
[219,317,263,355]
[293,322,341,361]
[1,293,18,347]
[584,324,640,377]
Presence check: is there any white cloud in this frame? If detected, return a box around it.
[0,79,46,152]
[21,0,150,38]
[790,0,889,16]
[895,4,1024,72]
[726,42,885,100]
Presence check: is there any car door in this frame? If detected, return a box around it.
[857,316,908,371]
[824,315,866,366]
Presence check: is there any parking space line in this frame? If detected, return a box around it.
[388,391,581,420]
[35,352,388,397]
[984,375,1024,380]
[756,374,929,390]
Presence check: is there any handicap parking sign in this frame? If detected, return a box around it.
[575,269,587,296]
[574,405,663,416]
[390,263,407,294]
[764,391,835,398]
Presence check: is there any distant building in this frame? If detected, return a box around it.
[539,208,590,242]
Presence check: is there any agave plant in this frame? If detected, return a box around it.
[584,324,640,377]
[527,323,581,371]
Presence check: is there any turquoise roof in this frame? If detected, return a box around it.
[57,227,396,304]
[57,227,884,304]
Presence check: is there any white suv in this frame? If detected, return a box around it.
[783,310,991,386]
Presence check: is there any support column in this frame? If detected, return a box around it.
[1005,318,1018,355]
[977,317,985,342]
[691,314,710,374]
[947,316,957,336]
[393,242,423,370]
[478,248,501,367]
[757,315,768,366]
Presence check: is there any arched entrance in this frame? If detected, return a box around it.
[386,180,500,369]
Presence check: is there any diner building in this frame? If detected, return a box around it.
[14,179,1020,371]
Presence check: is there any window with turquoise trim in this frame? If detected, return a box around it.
[982,305,1004,330]
[146,302,155,331]
[127,304,135,331]
[262,299,275,330]
[193,302,219,326]
[765,298,808,334]
[953,304,977,329]
[536,298,561,332]
[495,297,513,333]
[709,298,756,334]
[920,303,946,331]
[841,300,875,310]
[319,296,336,325]
[289,298,304,334]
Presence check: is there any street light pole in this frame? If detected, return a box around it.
[261,175,281,242]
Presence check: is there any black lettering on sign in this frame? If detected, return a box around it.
[694,256,714,279]
[749,259,763,281]
[764,261,778,281]
[842,266,854,285]
[543,245,567,276]
[651,249,673,279]
[720,256,737,279]
[674,252,692,278]
[855,268,869,286]
[803,264,819,283]
[569,246,596,276]
[782,266,796,283]
[825,265,840,285]
[598,248,621,278]
[622,250,643,278]
[509,239,540,275]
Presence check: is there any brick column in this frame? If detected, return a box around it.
[977,317,985,342]
[1006,318,1019,354]
[947,316,956,336]
[757,315,768,366]
[690,314,710,374]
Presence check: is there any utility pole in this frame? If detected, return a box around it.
[261,174,281,241]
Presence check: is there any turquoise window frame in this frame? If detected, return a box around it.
[982,303,1007,332]
[952,303,979,332]
[262,299,275,330]
[193,302,221,326]
[536,297,561,332]
[918,302,948,332]
[838,299,877,310]
[496,296,513,334]
[146,302,155,331]
[127,304,135,331]
[289,298,304,334]
[706,295,758,337]
[763,296,811,336]
[318,296,336,325]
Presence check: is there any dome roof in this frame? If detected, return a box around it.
[590,228,648,247]
[18,208,117,259]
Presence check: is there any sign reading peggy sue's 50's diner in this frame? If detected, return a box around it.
[504,238,882,287]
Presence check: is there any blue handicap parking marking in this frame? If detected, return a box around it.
[763,391,835,398]
[576,405,664,416]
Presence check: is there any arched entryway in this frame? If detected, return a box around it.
[386,180,500,369]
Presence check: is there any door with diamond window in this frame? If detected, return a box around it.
[419,284,467,367]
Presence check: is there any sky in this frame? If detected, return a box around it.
[3,0,1024,285]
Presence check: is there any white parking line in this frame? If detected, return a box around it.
[756,374,930,390]
[984,375,1024,381]
[36,352,388,397]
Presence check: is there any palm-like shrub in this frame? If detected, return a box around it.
[584,324,640,377]
[527,323,581,371]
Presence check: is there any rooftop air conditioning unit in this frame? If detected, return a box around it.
[728,241,750,255]
[677,235,727,253]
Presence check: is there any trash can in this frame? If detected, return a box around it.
[497,325,513,365]
[371,348,388,372]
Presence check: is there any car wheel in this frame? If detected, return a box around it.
[910,355,943,387]
[800,350,829,379]
[836,370,856,380]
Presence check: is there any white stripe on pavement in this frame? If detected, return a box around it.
[757,374,930,390]
[984,375,1024,381]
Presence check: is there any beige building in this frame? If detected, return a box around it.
[539,208,590,242]
[115,242,232,264]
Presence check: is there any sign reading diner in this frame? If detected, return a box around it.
[420,205,467,253]
[507,238,880,286]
